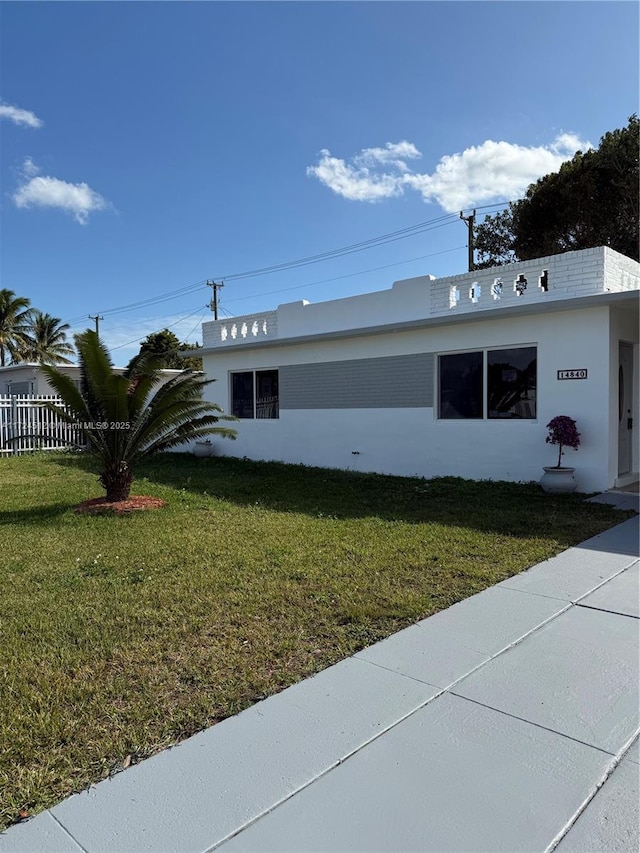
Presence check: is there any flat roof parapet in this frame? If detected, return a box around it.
[199,247,639,352]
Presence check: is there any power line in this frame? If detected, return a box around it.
[180,310,210,344]
[66,283,208,324]
[218,201,508,282]
[68,219,455,322]
[65,201,511,325]
[218,214,458,282]
[223,244,467,305]
[105,305,210,353]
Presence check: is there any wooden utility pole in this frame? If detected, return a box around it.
[88,314,104,335]
[207,281,224,320]
[459,210,476,272]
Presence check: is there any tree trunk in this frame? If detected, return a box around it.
[100,464,133,502]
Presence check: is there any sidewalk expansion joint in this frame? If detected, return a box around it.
[500,556,639,604]
[356,599,573,694]
[49,811,89,853]
[570,557,638,600]
[545,728,640,853]
[203,687,450,852]
[207,599,579,851]
[445,692,619,757]
[574,602,639,619]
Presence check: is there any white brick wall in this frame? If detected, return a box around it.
[603,246,640,292]
[429,248,608,318]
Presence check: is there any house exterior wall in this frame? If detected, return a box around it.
[197,247,639,492]
[202,304,618,491]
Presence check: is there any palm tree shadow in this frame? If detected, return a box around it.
[0,502,75,525]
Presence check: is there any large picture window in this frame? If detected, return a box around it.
[231,369,279,419]
[439,346,536,420]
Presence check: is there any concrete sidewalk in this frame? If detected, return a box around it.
[2,516,638,853]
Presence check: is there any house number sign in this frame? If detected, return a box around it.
[557,369,588,380]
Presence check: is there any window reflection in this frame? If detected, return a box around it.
[487,347,536,419]
[439,351,483,419]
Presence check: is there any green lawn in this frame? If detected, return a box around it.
[0,452,630,829]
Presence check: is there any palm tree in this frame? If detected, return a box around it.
[42,330,237,502]
[0,289,33,367]
[21,311,75,365]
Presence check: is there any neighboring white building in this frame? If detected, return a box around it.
[0,364,184,396]
[0,364,188,456]
[195,247,639,493]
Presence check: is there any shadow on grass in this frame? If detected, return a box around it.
[43,451,630,545]
[0,502,75,525]
[140,453,631,543]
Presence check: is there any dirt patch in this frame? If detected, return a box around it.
[74,496,167,516]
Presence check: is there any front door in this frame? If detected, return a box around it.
[618,342,634,476]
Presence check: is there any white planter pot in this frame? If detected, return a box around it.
[540,466,577,494]
[193,441,213,458]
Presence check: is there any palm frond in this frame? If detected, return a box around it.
[41,329,238,500]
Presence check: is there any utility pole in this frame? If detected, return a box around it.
[206,281,224,320]
[88,314,104,335]
[459,210,476,272]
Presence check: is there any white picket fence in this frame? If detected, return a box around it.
[0,396,85,456]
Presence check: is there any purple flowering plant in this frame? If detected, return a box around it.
[546,416,581,468]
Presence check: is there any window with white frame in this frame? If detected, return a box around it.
[438,346,536,420]
[231,369,279,419]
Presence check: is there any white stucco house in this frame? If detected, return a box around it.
[0,364,184,396]
[195,246,639,493]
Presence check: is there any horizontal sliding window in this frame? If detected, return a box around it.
[231,369,279,419]
[439,346,536,420]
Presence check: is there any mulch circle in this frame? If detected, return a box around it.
[74,496,167,516]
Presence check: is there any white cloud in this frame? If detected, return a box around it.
[0,101,43,128]
[307,133,592,212]
[306,141,422,202]
[13,158,109,224]
[354,140,422,169]
[21,156,40,178]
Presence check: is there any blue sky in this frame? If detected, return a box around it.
[1,1,637,365]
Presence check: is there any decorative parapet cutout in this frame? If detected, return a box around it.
[491,278,503,300]
[449,285,460,309]
[538,270,549,292]
[215,311,276,345]
[469,282,481,304]
[514,274,527,296]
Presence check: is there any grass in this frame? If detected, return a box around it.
[0,451,631,830]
